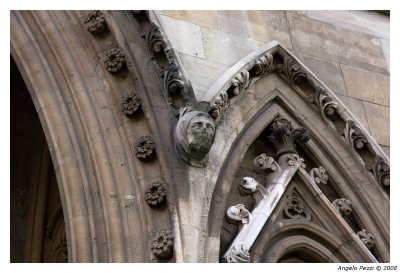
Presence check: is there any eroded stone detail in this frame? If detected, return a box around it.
[147,23,166,55]
[231,70,250,96]
[145,181,167,207]
[284,197,311,220]
[209,90,228,119]
[222,244,250,263]
[104,48,125,73]
[226,204,251,225]
[344,120,368,151]
[174,107,216,167]
[84,11,107,34]
[266,117,310,158]
[121,92,141,116]
[164,63,185,96]
[357,229,375,249]
[135,135,156,161]
[253,52,275,76]
[253,153,279,173]
[309,166,328,184]
[278,56,307,89]
[150,229,174,259]
[373,155,390,187]
[288,154,306,169]
[311,85,338,119]
[332,198,353,217]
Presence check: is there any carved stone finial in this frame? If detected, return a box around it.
[164,63,185,96]
[84,11,108,34]
[174,107,216,167]
[222,244,251,263]
[150,229,174,259]
[266,117,310,158]
[309,166,328,184]
[135,135,156,161]
[147,23,166,55]
[373,155,390,187]
[253,153,279,173]
[145,181,167,207]
[226,204,251,225]
[283,197,311,220]
[104,48,125,73]
[121,92,141,116]
[332,198,353,217]
[357,229,375,249]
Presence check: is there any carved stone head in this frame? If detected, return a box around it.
[175,107,216,167]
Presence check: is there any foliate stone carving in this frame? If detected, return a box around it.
[344,120,368,151]
[373,155,390,187]
[104,48,125,73]
[145,181,167,207]
[147,23,166,54]
[231,70,250,96]
[121,92,141,116]
[253,52,275,76]
[309,166,328,184]
[283,197,311,220]
[311,85,338,119]
[288,154,306,169]
[332,198,353,217]
[226,204,251,225]
[150,229,174,259]
[209,90,228,119]
[279,56,307,88]
[164,63,184,96]
[135,135,156,161]
[84,11,108,34]
[174,107,216,167]
[357,229,375,249]
[266,117,310,158]
[222,244,250,263]
[253,153,279,173]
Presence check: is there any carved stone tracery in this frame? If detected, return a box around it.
[283,196,311,220]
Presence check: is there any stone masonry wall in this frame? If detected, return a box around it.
[154,10,390,157]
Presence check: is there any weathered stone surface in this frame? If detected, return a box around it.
[296,52,347,96]
[219,11,292,49]
[158,15,205,58]
[380,38,390,73]
[380,145,390,158]
[288,11,389,40]
[363,102,390,146]
[341,64,389,106]
[287,13,388,75]
[159,10,219,29]
[178,53,230,98]
[336,95,370,133]
[201,27,263,66]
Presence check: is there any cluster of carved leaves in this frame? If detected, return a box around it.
[121,92,142,116]
[84,10,108,34]
[135,135,156,161]
[150,229,174,259]
[104,48,125,73]
[145,181,167,207]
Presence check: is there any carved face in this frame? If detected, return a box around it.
[187,115,215,153]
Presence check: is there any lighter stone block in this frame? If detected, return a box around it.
[363,102,390,146]
[219,11,292,49]
[158,15,205,59]
[178,53,230,98]
[341,65,389,106]
[160,10,219,29]
[287,13,388,75]
[201,27,263,66]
